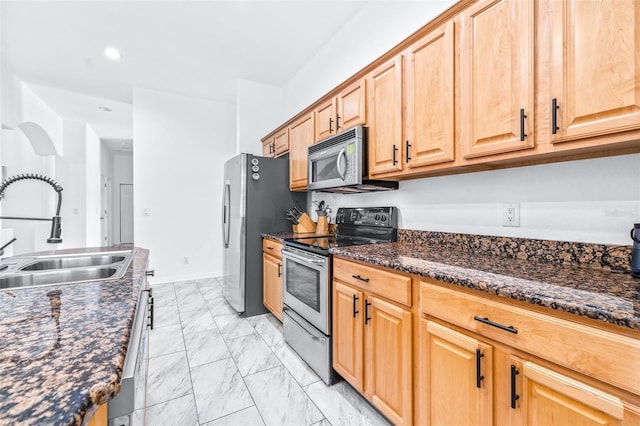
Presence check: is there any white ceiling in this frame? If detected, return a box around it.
[1,0,366,141]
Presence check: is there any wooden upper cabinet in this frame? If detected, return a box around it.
[405,20,455,169]
[288,112,315,191]
[314,98,336,142]
[273,128,289,156]
[367,55,404,176]
[337,78,366,132]
[315,78,366,142]
[460,0,535,159]
[548,0,640,144]
[262,136,275,157]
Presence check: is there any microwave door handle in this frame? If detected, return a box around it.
[336,147,346,181]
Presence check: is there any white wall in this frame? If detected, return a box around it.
[312,154,640,245]
[282,1,456,117]
[85,124,101,246]
[236,79,283,155]
[133,88,236,283]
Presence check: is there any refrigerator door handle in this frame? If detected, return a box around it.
[223,181,230,248]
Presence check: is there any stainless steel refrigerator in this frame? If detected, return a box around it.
[222,153,303,317]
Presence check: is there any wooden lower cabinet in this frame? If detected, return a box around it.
[420,319,493,426]
[262,238,283,320]
[417,278,640,426]
[365,295,413,426]
[332,277,413,426]
[86,404,107,426]
[333,282,364,390]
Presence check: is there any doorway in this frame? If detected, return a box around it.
[120,184,134,244]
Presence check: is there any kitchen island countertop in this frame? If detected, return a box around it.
[0,246,149,425]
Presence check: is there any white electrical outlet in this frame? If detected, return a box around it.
[143,208,151,217]
[503,203,520,227]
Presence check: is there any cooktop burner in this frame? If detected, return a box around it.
[284,207,398,255]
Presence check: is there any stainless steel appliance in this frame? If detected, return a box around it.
[282,207,398,384]
[222,153,303,316]
[307,126,398,193]
[108,284,153,426]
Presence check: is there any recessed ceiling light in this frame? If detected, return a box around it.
[104,47,121,61]
[98,106,112,112]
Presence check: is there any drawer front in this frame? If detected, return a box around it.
[333,258,411,307]
[262,239,283,259]
[419,279,640,395]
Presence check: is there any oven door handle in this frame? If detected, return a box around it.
[336,147,346,181]
[282,248,327,265]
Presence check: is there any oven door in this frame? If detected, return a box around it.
[282,246,330,335]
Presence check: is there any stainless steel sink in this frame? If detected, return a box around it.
[0,267,118,289]
[19,254,127,271]
[0,250,135,290]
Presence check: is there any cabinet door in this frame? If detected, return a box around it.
[405,21,455,168]
[517,361,626,425]
[424,320,493,426]
[263,253,282,320]
[262,137,275,157]
[549,0,640,144]
[288,112,315,191]
[365,295,413,426]
[315,98,336,142]
[460,0,535,159]
[367,55,404,176]
[273,128,289,156]
[337,78,366,132]
[332,281,364,392]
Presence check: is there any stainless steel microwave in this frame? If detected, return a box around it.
[307,126,398,193]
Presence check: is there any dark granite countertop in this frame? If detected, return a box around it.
[261,232,293,243]
[330,240,640,331]
[0,246,149,425]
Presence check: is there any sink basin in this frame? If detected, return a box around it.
[20,254,127,271]
[0,267,118,290]
[0,249,135,290]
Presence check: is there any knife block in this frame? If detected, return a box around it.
[293,213,316,234]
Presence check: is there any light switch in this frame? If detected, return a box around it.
[143,208,151,217]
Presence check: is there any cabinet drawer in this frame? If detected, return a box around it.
[333,258,411,307]
[419,279,640,395]
[262,239,283,259]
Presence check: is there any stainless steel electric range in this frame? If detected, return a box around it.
[281,207,398,384]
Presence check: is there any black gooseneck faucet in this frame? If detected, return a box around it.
[0,173,63,244]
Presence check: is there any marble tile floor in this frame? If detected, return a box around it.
[137,277,391,426]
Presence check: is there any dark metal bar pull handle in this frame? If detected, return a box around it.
[329,117,334,133]
[365,300,372,324]
[405,140,411,163]
[352,294,359,318]
[520,108,527,141]
[392,144,398,165]
[552,98,559,134]
[476,349,485,388]
[336,114,342,130]
[352,274,370,283]
[148,294,154,330]
[510,364,520,409]
[145,270,155,277]
[277,262,282,278]
[474,316,518,334]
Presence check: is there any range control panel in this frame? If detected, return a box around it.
[334,207,397,228]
